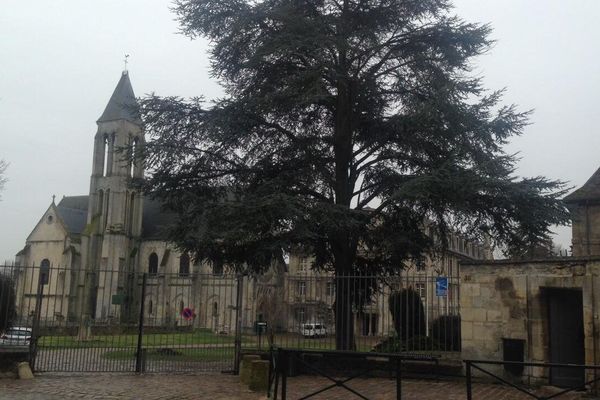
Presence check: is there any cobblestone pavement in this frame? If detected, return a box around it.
[0,374,594,399]
[0,373,261,400]
[279,376,591,399]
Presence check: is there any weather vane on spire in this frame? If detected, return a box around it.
[123,54,130,73]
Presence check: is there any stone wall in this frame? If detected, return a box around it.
[461,257,600,383]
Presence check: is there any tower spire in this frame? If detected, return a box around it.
[123,54,129,74]
[97,70,140,124]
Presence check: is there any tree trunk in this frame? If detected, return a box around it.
[332,4,356,350]
[334,271,356,350]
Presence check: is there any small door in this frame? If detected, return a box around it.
[547,289,585,387]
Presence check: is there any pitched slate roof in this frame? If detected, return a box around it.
[51,195,175,239]
[56,196,89,235]
[564,167,600,204]
[97,71,141,124]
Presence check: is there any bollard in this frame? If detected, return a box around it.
[17,362,34,380]
[249,360,270,392]
[240,355,261,385]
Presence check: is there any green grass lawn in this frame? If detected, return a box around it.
[103,347,235,362]
[38,329,252,348]
[38,330,376,353]
[242,333,372,351]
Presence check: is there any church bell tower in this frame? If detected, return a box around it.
[81,70,144,321]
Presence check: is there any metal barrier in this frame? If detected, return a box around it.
[242,272,461,355]
[270,347,439,400]
[464,359,600,399]
[1,264,243,373]
[1,262,461,373]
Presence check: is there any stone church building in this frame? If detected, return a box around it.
[14,71,243,331]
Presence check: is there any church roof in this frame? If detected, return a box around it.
[564,167,600,204]
[97,71,141,124]
[47,195,175,239]
[56,196,89,235]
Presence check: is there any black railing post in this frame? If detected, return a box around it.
[268,346,276,399]
[135,273,147,373]
[396,357,402,400]
[282,350,288,400]
[466,361,472,400]
[273,349,280,400]
[233,274,243,375]
[30,274,45,372]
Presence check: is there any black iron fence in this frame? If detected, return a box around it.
[270,347,439,400]
[0,263,460,374]
[243,271,461,354]
[465,359,600,399]
[0,264,242,373]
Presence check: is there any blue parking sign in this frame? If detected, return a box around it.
[436,277,448,297]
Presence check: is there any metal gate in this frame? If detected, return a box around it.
[2,265,242,373]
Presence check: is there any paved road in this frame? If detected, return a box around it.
[0,374,594,400]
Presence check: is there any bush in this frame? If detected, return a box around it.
[431,315,461,351]
[388,288,426,340]
[0,275,16,331]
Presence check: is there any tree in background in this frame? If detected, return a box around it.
[140,0,569,349]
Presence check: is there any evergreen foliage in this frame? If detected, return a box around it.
[388,288,426,340]
[139,0,570,349]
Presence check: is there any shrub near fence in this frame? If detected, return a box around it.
[432,315,461,351]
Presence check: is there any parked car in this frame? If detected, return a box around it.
[0,327,32,346]
[301,323,327,338]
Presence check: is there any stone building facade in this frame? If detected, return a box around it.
[461,166,600,388]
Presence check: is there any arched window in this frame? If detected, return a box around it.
[130,137,139,178]
[103,189,110,230]
[40,259,50,285]
[213,258,223,276]
[108,133,115,176]
[97,190,104,215]
[148,300,153,315]
[102,135,109,177]
[212,302,218,317]
[179,300,184,314]
[179,254,190,277]
[148,253,158,276]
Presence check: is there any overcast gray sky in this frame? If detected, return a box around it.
[0,0,598,262]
